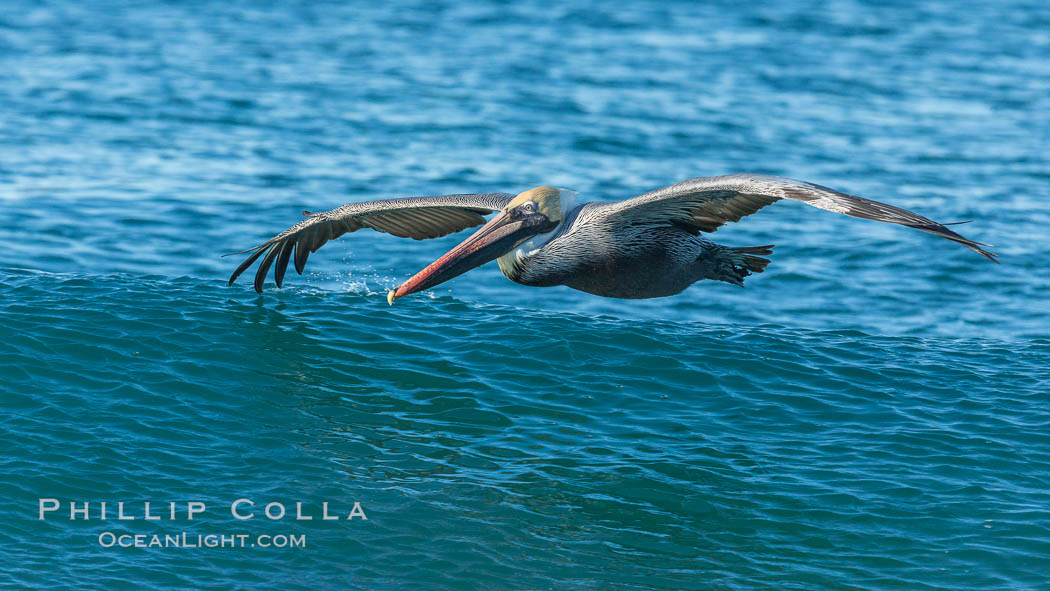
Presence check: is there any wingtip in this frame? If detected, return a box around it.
[969,244,999,264]
[222,243,266,257]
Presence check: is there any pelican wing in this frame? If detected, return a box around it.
[228,192,515,292]
[609,174,997,262]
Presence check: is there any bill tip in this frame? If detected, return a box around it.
[387,289,396,305]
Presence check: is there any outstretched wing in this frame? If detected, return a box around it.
[607,174,997,262]
[228,192,515,292]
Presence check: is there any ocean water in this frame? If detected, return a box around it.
[1,1,1049,589]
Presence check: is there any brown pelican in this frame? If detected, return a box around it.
[227,174,997,302]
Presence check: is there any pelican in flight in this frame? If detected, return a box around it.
[227,174,996,302]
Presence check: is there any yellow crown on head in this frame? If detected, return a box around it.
[508,186,564,222]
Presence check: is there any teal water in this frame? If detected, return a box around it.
[2,1,1049,589]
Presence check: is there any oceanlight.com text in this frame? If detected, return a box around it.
[98,531,306,549]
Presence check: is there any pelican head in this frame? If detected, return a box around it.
[387,186,571,303]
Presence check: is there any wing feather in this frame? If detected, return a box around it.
[253,243,282,293]
[293,231,310,275]
[609,174,997,262]
[274,240,293,287]
[228,242,271,286]
[227,192,514,292]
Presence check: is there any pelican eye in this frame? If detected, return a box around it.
[521,201,537,213]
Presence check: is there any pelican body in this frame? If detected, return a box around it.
[493,198,772,299]
[227,174,996,302]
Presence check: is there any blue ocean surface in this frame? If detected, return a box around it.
[2,1,1049,589]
